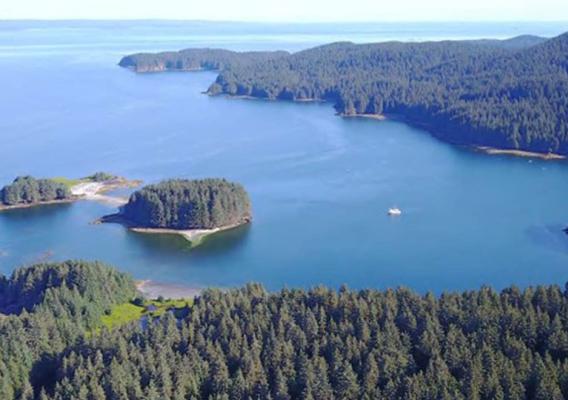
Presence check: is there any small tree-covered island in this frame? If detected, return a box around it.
[0,176,71,208]
[100,178,252,247]
[120,32,568,157]
[0,173,141,211]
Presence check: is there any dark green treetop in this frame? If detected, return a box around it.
[121,178,252,229]
[0,176,70,206]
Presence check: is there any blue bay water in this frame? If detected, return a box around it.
[1,21,568,293]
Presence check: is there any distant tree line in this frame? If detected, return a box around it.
[0,176,70,206]
[122,32,568,154]
[119,49,288,73]
[121,178,252,230]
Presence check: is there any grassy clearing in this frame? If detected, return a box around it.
[146,298,193,317]
[100,302,145,330]
[51,177,85,189]
[51,173,117,189]
[95,298,194,333]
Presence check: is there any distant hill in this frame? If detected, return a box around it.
[470,34,547,49]
[120,33,568,155]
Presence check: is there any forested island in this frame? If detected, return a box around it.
[3,260,568,399]
[0,173,140,211]
[101,178,252,246]
[120,32,568,156]
[0,176,71,209]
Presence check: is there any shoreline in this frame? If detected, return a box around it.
[206,92,325,104]
[0,177,141,213]
[121,62,567,162]
[98,213,251,247]
[136,279,202,299]
[384,113,567,161]
[339,112,386,121]
[474,146,565,160]
[124,65,212,74]
[209,91,566,161]
[0,198,77,212]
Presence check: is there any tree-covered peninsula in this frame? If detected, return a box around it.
[116,178,252,230]
[120,32,568,156]
[0,173,140,211]
[4,260,568,398]
[0,176,71,207]
[119,48,288,73]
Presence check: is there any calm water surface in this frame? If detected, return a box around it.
[1,21,568,292]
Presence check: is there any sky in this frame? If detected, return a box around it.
[1,0,568,22]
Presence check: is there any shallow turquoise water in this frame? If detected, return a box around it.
[1,21,568,292]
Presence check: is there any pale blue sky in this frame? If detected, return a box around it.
[1,0,567,22]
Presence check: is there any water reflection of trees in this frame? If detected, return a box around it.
[128,223,252,257]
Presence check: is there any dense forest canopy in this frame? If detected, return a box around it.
[121,32,568,155]
[0,176,70,206]
[121,178,252,230]
[0,261,135,399]
[4,260,568,399]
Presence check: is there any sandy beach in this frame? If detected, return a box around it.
[136,280,202,299]
[71,178,141,206]
[339,112,386,120]
[71,182,128,206]
[476,146,565,160]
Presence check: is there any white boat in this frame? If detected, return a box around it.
[387,207,402,216]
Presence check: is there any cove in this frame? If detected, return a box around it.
[1,21,568,293]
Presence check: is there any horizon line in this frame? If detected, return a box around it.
[1,18,568,24]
